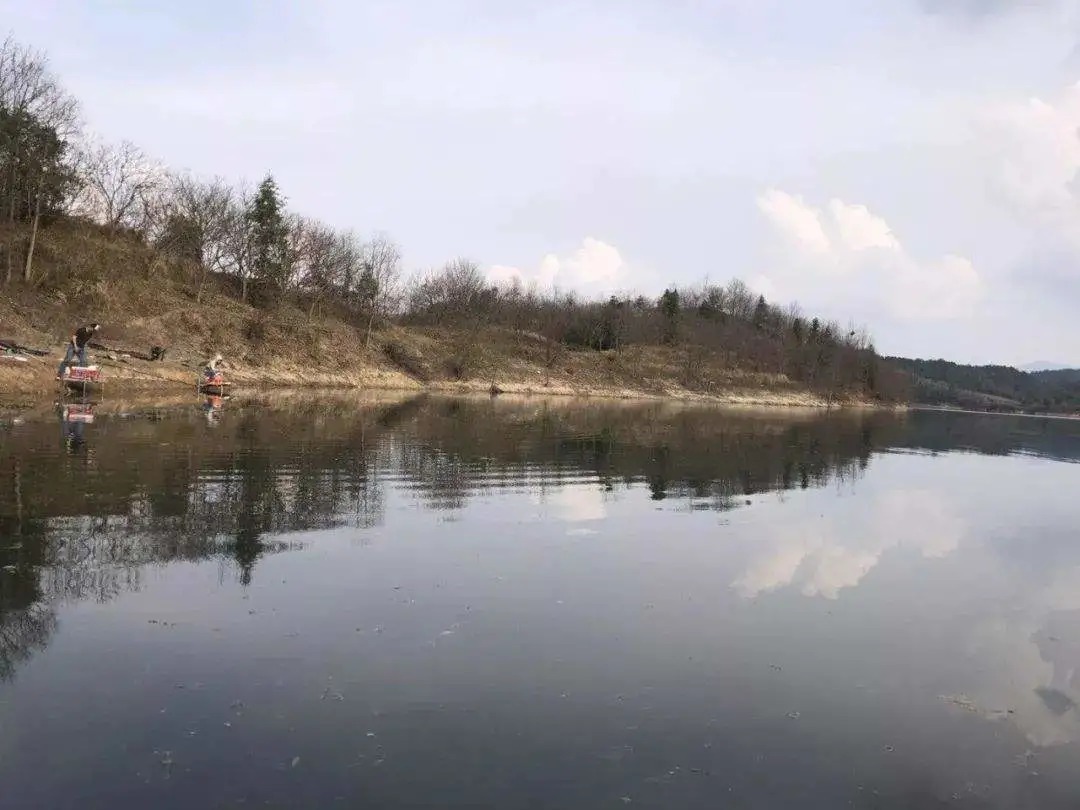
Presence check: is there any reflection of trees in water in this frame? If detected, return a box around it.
[269,398,892,516]
[0,603,56,682]
[0,513,57,682]
[901,410,1080,462]
[0,406,394,679]
[0,396,901,680]
[388,400,887,511]
[391,444,472,512]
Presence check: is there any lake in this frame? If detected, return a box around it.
[2,394,1080,809]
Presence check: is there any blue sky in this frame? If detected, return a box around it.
[6,0,1080,364]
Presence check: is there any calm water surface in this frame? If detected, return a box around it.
[3,395,1080,809]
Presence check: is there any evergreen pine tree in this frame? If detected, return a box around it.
[247,174,289,299]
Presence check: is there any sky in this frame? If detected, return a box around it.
[5,0,1080,364]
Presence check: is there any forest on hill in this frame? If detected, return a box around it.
[0,33,906,403]
[885,357,1080,414]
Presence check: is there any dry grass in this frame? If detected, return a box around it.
[0,222,871,410]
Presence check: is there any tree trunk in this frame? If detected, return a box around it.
[22,179,42,283]
[4,188,14,285]
[4,155,15,285]
[365,307,376,348]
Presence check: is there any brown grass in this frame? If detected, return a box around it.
[0,221,871,410]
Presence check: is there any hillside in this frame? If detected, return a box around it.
[0,30,902,411]
[885,356,1080,414]
[0,221,900,410]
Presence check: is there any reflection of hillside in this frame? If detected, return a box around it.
[0,603,55,681]
[900,409,1080,462]
[0,404,395,680]
[386,398,900,509]
[1,396,905,544]
[0,515,57,680]
[0,395,906,681]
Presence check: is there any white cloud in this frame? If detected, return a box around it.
[961,597,1080,748]
[487,264,530,286]
[978,82,1080,243]
[730,454,1080,749]
[757,190,832,254]
[755,190,982,321]
[747,273,780,301]
[733,530,820,599]
[827,199,901,252]
[487,237,631,297]
[892,254,981,320]
[960,558,1080,748]
[733,489,964,600]
[955,80,1080,325]
[532,485,607,523]
[802,546,880,599]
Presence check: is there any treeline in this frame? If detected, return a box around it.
[887,357,1080,414]
[1,34,903,400]
[404,264,906,399]
[0,35,403,337]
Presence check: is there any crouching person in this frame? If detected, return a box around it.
[56,323,100,380]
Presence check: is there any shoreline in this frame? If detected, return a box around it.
[1,325,898,415]
[0,370,901,422]
[0,366,892,414]
[909,403,1080,421]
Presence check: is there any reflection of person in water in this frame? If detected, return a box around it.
[203,395,223,425]
[59,405,93,454]
[61,414,87,453]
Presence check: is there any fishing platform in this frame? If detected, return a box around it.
[59,364,104,396]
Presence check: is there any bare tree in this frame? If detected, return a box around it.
[155,173,234,301]
[334,229,361,304]
[0,35,80,283]
[406,257,490,325]
[724,279,755,321]
[293,218,338,319]
[283,212,307,294]
[0,36,78,137]
[221,183,254,302]
[72,138,163,233]
[537,292,571,382]
[358,233,403,346]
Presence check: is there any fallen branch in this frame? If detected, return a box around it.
[0,339,50,357]
[87,341,167,362]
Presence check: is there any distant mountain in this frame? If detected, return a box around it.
[885,356,1080,414]
[1020,361,1076,373]
[1030,368,1080,385]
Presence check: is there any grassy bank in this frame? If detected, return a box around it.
[2,31,902,413]
[0,221,879,410]
[0,313,842,409]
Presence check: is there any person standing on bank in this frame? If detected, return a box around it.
[56,323,100,379]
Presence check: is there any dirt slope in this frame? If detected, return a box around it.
[0,222,863,410]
